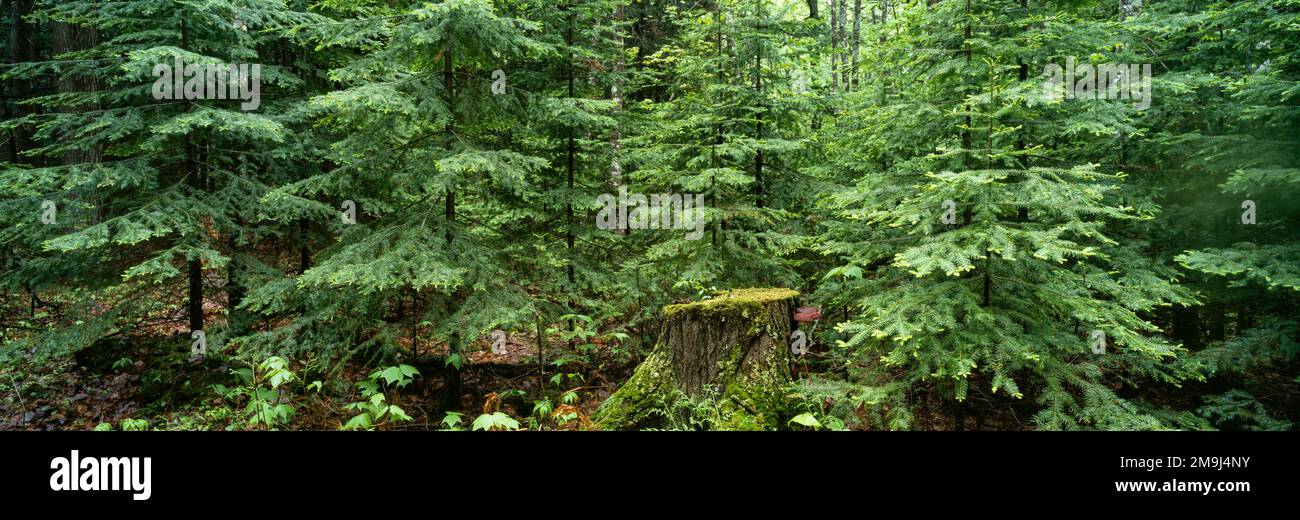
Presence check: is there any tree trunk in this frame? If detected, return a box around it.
[593,288,798,430]
[830,0,839,89]
[227,234,249,336]
[181,14,204,335]
[8,0,36,164]
[52,21,101,165]
[565,11,577,344]
[850,0,861,90]
[754,11,764,210]
[441,44,462,412]
[609,2,625,200]
[837,0,847,90]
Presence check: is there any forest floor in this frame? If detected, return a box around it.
[1,327,1045,431]
[1,290,1051,431]
[0,329,628,431]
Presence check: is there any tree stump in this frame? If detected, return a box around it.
[593,288,798,430]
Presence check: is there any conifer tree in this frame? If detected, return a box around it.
[1129,0,1299,429]
[1,0,306,359]
[242,0,552,405]
[812,0,1199,430]
[624,0,809,298]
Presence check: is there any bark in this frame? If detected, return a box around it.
[837,0,847,90]
[1207,301,1226,343]
[609,2,625,197]
[442,44,462,411]
[565,11,576,289]
[830,0,839,89]
[850,0,861,90]
[227,236,248,336]
[754,13,764,209]
[711,3,723,245]
[181,14,204,335]
[1172,305,1202,350]
[593,288,798,430]
[0,0,8,164]
[52,21,101,165]
[962,0,972,167]
[8,0,36,164]
[299,219,310,273]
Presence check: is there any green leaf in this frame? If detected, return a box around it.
[788,413,823,430]
[471,412,521,432]
[342,413,373,431]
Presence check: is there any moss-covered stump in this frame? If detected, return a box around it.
[593,288,798,430]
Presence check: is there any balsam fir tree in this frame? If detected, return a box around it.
[242,0,553,407]
[0,0,306,359]
[623,0,809,298]
[505,0,631,345]
[811,0,1199,430]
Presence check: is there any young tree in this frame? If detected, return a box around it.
[1,0,305,359]
[243,0,551,408]
[813,0,1198,430]
[624,0,809,298]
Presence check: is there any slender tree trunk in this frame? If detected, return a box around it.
[8,0,36,164]
[179,14,204,335]
[610,2,625,199]
[837,0,847,91]
[442,44,461,411]
[712,4,723,246]
[830,0,839,89]
[1016,0,1030,222]
[1172,305,1202,350]
[754,9,764,209]
[850,0,861,91]
[52,22,101,165]
[878,2,889,121]
[186,133,204,336]
[227,235,248,336]
[955,0,975,430]
[961,0,972,167]
[0,0,10,163]
[954,401,965,431]
[443,47,456,245]
[1207,302,1226,343]
[565,9,577,347]
[0,82,9,163]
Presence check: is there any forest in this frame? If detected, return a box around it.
[0,0,1296,432]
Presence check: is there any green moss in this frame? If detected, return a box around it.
[663,288,799,318]
[714,335,792,430]
[591,346,673,429]
[596,287,798,430]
